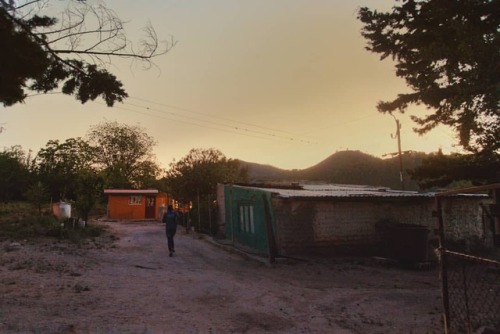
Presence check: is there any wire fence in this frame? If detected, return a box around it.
[190,193,219,236]
[436,184,500,334]
[443,251,500,333]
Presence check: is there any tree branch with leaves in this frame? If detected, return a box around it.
[0,0,175,106]
[164,148,248,203]
[358,0,499,154]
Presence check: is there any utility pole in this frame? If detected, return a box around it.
[391,115,405,190]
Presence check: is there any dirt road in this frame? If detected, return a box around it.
[1,221,443,333]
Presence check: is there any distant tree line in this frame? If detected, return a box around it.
[0,122,247,225]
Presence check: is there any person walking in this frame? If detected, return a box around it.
[162,205,179,257]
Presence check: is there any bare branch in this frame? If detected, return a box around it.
[51,49,164,60]
[1,0,175,106]
[36,12,85,37]
[14,0,42,11]
[21,1,175,68]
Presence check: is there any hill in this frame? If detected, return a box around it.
[239,150,428,190]
[237,161,291,181]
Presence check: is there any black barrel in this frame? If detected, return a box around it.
[387,223,430,262]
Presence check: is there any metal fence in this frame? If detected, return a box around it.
[436,184,500,333]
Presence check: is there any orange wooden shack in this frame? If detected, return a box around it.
[104,189,170,220]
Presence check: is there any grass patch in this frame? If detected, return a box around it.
[0,202,106,243]
[0,202,32,215]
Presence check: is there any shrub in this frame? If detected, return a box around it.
[0,202,106,242]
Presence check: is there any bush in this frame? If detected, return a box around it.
[0,202,106,242]
[0,215,39,240]
[43,218,106,243]
[0,201,32,216]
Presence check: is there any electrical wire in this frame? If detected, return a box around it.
[93,101,311,144]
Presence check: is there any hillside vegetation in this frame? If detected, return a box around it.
[240,150,428,190]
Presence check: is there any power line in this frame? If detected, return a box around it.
[124,101,314,143]
[24,91,318,144]
[129,96,306,138]
[24,91,391,147]
[117,98,317,144]
[93,101,310,144]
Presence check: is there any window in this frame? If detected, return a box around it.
[146,197,155,207]
[129,195,142,205]
[239,205,255,234]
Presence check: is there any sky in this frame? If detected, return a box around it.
[1,0,459,170]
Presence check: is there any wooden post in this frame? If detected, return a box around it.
[262,194,277,264]
[230,186,234,245]
[197,189,201,232]
[493,189,500,246]
[208,194,212,235]
[435,196,450,333]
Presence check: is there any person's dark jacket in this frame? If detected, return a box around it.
[162,211,178,230]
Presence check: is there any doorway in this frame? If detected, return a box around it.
[145,196,156,219]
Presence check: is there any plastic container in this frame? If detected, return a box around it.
[58,202,71,219]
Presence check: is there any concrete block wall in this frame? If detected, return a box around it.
[272,196,489,257]
[272,199,316,255]
[440,197,493,250]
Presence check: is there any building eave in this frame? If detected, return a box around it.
[104,189,159,195]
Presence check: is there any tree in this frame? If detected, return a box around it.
[0,146,33,202]
[164,148,248,202]
[358,0,500,154]
[25,181,49,215]
[409,150,500,189]
[35,137,95,201]
[74,167,103,224]
[130,160,163,189]
[86,121,161,189]
[164,148,247,234]
[0,0,174,106]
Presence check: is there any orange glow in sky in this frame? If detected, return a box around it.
[1,0,458,170]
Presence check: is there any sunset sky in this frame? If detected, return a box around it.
[1,0,459,170]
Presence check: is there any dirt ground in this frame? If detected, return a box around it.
[0,221,444,333]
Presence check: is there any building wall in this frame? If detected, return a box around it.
[272,196,488,257]
[108,194,170,220]
[107,195,146,220]
[440,197,494,250]
[271,198,317,255]
[156,193,170,221]
[223,185,275,254]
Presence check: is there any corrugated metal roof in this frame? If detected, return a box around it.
[233,183,487,199]
[233,184,432,199]
[104,189,159,195]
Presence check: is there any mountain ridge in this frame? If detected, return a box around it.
[238,150,427,190]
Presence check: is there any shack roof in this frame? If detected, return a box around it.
[274,185,431,199]
[104,189,159,195]
[230,184,483,199]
